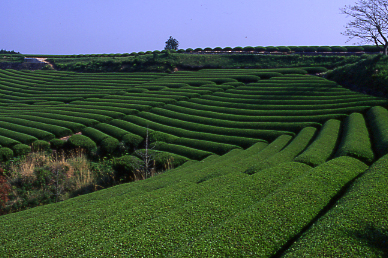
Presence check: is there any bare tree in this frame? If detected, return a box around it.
[135,127,156,179]
[341,0,388,55]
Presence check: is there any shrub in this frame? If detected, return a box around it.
[185,48,193,52]
[335,112,375,164]
[194,48,203,52]
[254,46,266,52]
[32,140,51,152]
[304,46,318,52]
[223,47,232,51]
[230,75,260,83]
[346,46,364,52]
[362,45,381,52]
[100,137,119,155]
[366,106,388,157]
[13,144,31,156]
[277,46,291,52]
[213,47,223,51]
[317,46,332,52]
[265,46,279,52]
[0,147,13,161]
[155,142,212,160]
[113,155,142,181]
[203,47,212,51]
[67,135,97,154]
[232,46,243,51]
[121,133,144,150]
[301,67,328,74]
[243,46,255,51]
[50,139,65,150]
[331,46,347,52]
[294,119,341,166]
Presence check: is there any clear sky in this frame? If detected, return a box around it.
[1,0,357,55]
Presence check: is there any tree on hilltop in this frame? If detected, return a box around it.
[341,0,388,55]
[165,36,179,50]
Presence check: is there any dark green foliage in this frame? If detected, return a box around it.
[134,149,189,170]
[100,137,119,155]
[346,46,364,52]
[283,154,388,257]
[50,139,65,150]
[301,67,328,74]
[183,157,367,257]
[81,127,110,144]
[265,46,279,52]
[335,112,375,163]
[67,135,97,154]
[0,128,37,145]
[0,147,13,161]
[255,46,266,51]
[112,155,142,181]
[31,140,51,152]
[0,136,20,148]
[278,46,291,52]
[294,119,341,166]
[331,46,347,52]
[155,142,213,160]
[317,46,332,52]
[121,133,144,150]
[12,144,31,156]
[244,127,317,174]
[230,75,260,83]
[0,120,55,141]
[366,106,388,157]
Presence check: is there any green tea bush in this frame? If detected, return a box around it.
[100,137,119,155]
[265,46,279,52]
[335,112,375,163]
[331,46,347,52]
[243,46,255,51]
[31,140,51,152]
[155,142,212,160]
[366,106,388,157]
[230,75,260,83]
[277,46,291,52]
[0,147,13,161]
[0,120,55,141]
[294,119,341,166]
[50,139,65,150]
[362,45,381,52]
[301,67,328,74]
[283,154,387,257]
[112,155,142,181]
[346,46,364,52]
[184,157,367,257]
[0,128,37,145]
[244,127,317,174]
[0,136,20,148]
[12,143,31,156]
[81,127,110,144]
[254,46,266,52]
[317,46,332,52]
[67,135,97,154]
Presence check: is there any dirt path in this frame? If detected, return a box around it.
[35,58,55,70]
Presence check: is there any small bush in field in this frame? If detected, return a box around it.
[0,148,13,162]
[13,144,31,157]
[67,135,97,154]
[32,140,51,152]
[100,137,119,156]
[50,139,65,150]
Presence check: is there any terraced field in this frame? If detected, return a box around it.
[1,67,388,256]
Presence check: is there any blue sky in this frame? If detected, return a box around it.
[1,0,356,54]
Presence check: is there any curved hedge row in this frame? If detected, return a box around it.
[136,112,294,141]
[0,120,54,141]
[155,142,213,160]
[81,127,111,144]
[283,154,387,257]
[245,127,317,174]
[185,157,367,257]
[294,119,341,166]
[335,113,375,164]
[122,115,268,148]
[0,117,72,138]
[0,128,37,145]
[366,106,388,157]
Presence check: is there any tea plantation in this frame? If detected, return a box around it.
[0,67,387,256]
